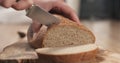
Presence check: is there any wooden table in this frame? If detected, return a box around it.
[0,20,120,54]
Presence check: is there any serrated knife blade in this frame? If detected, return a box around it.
[26,5,60,26]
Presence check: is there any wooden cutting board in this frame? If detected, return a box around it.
[96,50,120,63]
[0,39,120,63]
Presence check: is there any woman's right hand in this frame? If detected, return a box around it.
[32,0,80,33]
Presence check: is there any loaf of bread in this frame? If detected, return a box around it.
[27,15,95,48]
[27,14,97,63]
[36,44,98,63]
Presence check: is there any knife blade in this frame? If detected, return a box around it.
[26,5,60,26]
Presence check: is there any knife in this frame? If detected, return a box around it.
[26,5,60,26]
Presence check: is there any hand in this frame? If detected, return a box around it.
[32,0,81,32]
[0,0,33,10]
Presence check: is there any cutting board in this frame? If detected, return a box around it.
[0,39,120,63]
[96,50,120,63]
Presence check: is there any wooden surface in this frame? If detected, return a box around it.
[96,50,120,63]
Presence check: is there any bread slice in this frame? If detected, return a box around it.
[35,44,98,63]
[27,15,95,48]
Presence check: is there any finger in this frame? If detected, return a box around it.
[32,21,42,33]
[58,3,81,24]
[52,2,81,25]
[0,0,16,8]
[12,0,33,10]
[69,12,81,25]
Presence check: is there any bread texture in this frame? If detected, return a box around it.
[36,44,98,63]
[27,15,95,48]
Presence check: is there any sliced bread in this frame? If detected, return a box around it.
[27,15,95,48]
[35,44,98,63]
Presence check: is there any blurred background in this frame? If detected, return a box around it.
[67,0,120,20]
[0,0,120,54]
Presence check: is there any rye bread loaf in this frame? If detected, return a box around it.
[27,15,95,48]
[36,44,98,63]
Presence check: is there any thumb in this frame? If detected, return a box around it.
[70,13,81,25]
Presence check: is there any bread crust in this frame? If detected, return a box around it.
[27,15,95,48]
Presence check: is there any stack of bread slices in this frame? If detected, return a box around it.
[27,15,98,63]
